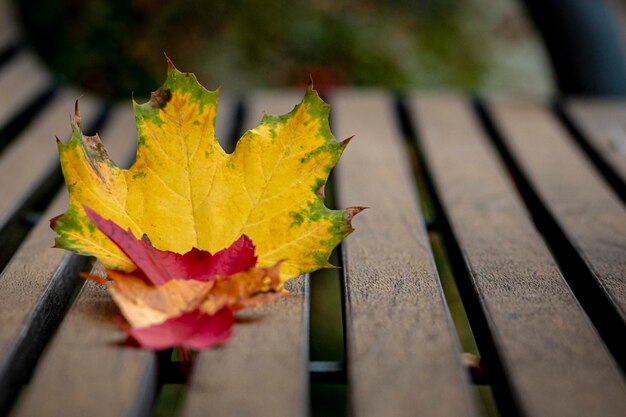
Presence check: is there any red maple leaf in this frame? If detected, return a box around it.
[121,308,235,351]
[84,205,256,284]
[83,205,283,351]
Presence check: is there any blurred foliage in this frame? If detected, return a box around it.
[15,0,551,100]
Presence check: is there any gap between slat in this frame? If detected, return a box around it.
[408,94,626,417]
[0,51,55,141]
[332,90,479,417]
[475,99,626,373]
[0,105,142,416]
[0,0,21,65]
[552,101,626,203]
[396,96,505,417]
[0,101,108,273]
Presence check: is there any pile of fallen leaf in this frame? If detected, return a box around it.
[50,59,361,350]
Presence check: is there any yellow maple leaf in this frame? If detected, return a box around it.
[51,59,361,281]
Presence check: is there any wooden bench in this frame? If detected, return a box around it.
[2,3,626,417]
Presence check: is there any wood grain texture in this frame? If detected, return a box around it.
[181,91,309,417]
[331,90,478,417]
[12,279,159,417]
[0,101,106,414]
[565,99,626,185]
[182,277,308,417]
[410,95,626,417]
[6,94,232,416]
[9,105,160,417]
[0,91,101,230]
[0,51,51,127]
[0,189,81,415]
[488,99,626,322]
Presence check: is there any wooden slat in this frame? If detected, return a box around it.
[331,91,478,417]
[0,189,83,415]
[564,99,626,185]
[0,105,102,411]
[488,99,626,322]
[0,91,101,230]
[182,278,307,417]
[410,95,626,417]
[0,0,18,51]
[0,101,105,414]
[0,51,51,127]
[8,105,161,417]
[12,279,159,417]
[10,93,237,415]
[181,92,309,417]
[98,104,140,167]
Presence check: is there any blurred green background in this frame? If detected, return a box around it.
[15,0,553,100]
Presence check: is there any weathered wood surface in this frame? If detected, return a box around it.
[10,92,241,416]
[181,92,309,417]
[182,277,308,417]
[9,105,160,417]
[0,102,104,414]
[410,95,626,417]
[12,279,159,417]
[7,92,237,416]
[0,52,51,127]
[488,100,626,322]
[0,188,83,415]
[565,99,626,185]
[0,91,101,230]
[331,90,478,417]
[2,85,626,417]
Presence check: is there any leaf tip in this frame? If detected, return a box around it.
[82,204,96,220]
[49,214,62,230]
[80,271,109,285]
[72,99,82,129]
[346,206,367,221]
[141,233,153,245]
[316,181,326,199]
[164,52,176,72]
[239,233,255,249]
[341,135,355,148]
